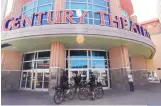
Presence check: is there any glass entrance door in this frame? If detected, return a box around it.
[68,69,88,83]
[92,69,110,89]
[20,70,49,91]
[33,69,49,91]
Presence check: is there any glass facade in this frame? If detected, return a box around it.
[23,51,50,70]
[21,0,54,26]
[121,9,128,17]
[22,50,110,70]
[66,49,110,88]
[21,0,110,26]
[66,0,110,26]
[21,51,50,90]
[21,49,111,90]
[66,50,109,69]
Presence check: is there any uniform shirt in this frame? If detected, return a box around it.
[89,74,96,85]
[128,74,134,82]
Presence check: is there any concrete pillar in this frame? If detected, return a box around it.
[1,50,23,91]
[109,46,130,90]
[131,56,149,88]
[49,42,66,95]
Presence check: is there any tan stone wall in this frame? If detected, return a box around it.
[150,34,161,79]
[1,50,23,70]
[131,56,147,71]
[141,19,161,79]
[109,46,130,68]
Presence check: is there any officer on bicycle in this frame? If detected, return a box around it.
[74,73,79,93]
[89,70,96,100]
[60,71,68,99]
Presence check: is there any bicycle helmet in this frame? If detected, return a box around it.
[63,71,66,75]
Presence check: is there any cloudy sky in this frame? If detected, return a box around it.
[5,0,158,23]
[131,0,158,22]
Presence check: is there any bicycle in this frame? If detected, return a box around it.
[95,81,104,99]
[53,84,76,105]
[78,80,104,100]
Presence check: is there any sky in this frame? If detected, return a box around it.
[5,0,158,23]
[131,0,158,22]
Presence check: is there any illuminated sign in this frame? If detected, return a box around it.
[3,10,151,39]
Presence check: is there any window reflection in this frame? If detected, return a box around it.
[21,72,27,88]
[70,60,87,68]
[38,51,50,59]
[70,50,87,59]
[36,73,43,88]
[92,60,107,68]
[26,72,31,88]
[44,73,49,88]
[24,53,34,61]
[23,62,32,70]
[36,60,50,69]
[91,51,107,59]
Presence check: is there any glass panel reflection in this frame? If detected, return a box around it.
[24,53,34,61]
[36,73,43,88]
[70,50,87,59]
[92,60,107,68]
[44,73,49,88]
[70,60,87,68]
[99,70,108,87]
[21,72,27,87]
[23,62,32,70]
[91,51,107,59]
[26,72,31,88]
[36,61,50,69]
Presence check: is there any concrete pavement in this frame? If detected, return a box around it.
[1,84,161,105]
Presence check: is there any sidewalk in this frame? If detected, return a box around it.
[1,84,161,105]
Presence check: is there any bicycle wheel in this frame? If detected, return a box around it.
[65,88,76,100]
[53,90,63,105]
[95,87,104,99]
[78,87,88,100]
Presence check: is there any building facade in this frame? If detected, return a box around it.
[141,19,161,81]
[1,0,156,93]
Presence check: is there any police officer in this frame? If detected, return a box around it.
[89,71,96,100]
[74,73,79,93]
[60,71,68,98]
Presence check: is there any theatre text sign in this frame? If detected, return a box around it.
[3,10,151,39]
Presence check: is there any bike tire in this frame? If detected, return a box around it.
[78,87,88,100]
[53,90,63,105]
[95,87,104,99]
[66,88,76,100]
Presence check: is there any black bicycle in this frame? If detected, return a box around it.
[78,81,104,100]
[95,81,104,99]
[53,84,76,105]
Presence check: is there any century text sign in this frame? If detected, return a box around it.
[3,10,151,39]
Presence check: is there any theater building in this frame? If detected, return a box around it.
[1,0,157,93]
[141,18,161,82]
